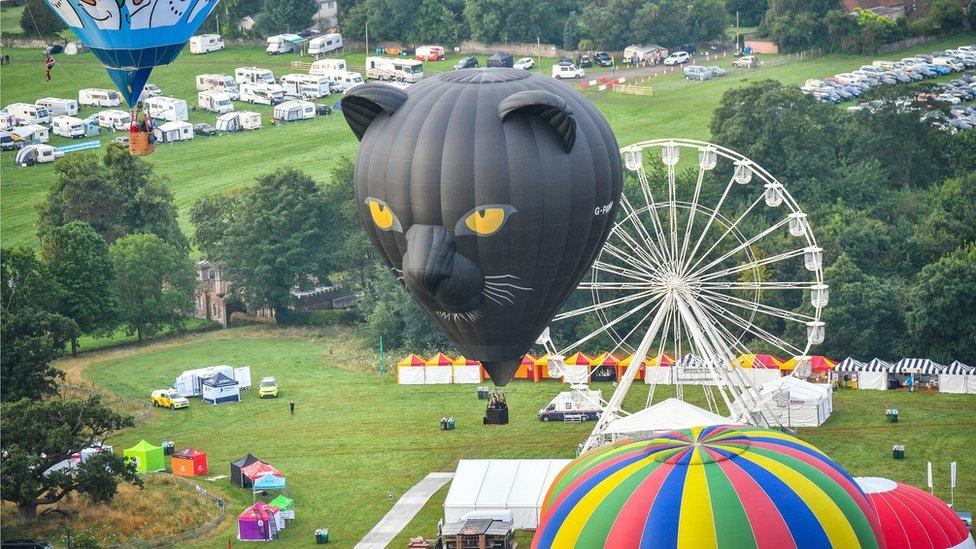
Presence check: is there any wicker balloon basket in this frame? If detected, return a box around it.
[129,131,155,156]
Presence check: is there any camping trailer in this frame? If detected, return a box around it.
[308,33,343,56]
[144,96,189,122]
[35,97,79,116]
[273,100,316,122]
[15,144,62,166]
[416,45,445,61]
[266,34,302,55]
[196,74,240,99]
[97,109,131,131]
[153,121,194,143]
[240,83,284,105]
[329,71,364,93]
[16,124,49,143]
[51,115,85,138]
[189,34,224,54]
[198,91,235,114]
[280,74,331,99]
[365,57,424,82]
[174,365,236,397]
[309,58,347,76]
[79,88,121,107]
[6,103,51,125]
[0,109,15,131]
[237,111,262,130]
[215,112,241,132]
[235,67,276,85]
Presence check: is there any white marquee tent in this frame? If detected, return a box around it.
[443,459,570,529]
[750,376,833,427]
[939,361,976,394]
[599,398,729,443]
[893,358,945,375]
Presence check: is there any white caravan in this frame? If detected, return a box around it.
[195,74,240,100]
[35,97,79,116]
[79,88,121,107]
[64,42,86,55]
[309,58,347,75]
[0,109,15,131]
[237,111,262,130]
[144,96,188,122]
[13,124,50,143]
[235,67,276,85]
[154,121,194,143]
[308,33,342,56]
[365,57,424,83]
[280,74,331,99]
[174,365,234,397]
[97,109,132,131]
[266,34,302,55]
[51,115,85,138]
[240,82,285,105]
[189,34,224,54]
[330,71,364,92]
[198,91,235,114]
[273,100,316,122]
[7,103,51,125]
[15,144,62,166]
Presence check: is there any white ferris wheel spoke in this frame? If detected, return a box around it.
[696,297,805,356]
[680,172,738,277]
[698,288,817,324]
[612,214,668,267]
[600,241,657,278]
[685,205,788,281]
[698,280,820,291]
[620,192,671,267]
[592,260,653,282]
[634,166,675,263]
[677,163,708,268]
[552,288,659,321]
[667,157,680,262]
[682,193,766,278]
[557,294,662,355]
[696,247,808,283]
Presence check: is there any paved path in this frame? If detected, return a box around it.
[355,472,455,549]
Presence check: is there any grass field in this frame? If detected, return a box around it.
[2,33,974,249]
[38,325,972,547]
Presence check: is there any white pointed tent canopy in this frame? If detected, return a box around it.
[540,139,827,452]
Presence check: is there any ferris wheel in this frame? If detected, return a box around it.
[541,139,828,452]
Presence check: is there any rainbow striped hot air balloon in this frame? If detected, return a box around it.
[43,0,219,106]
[534,425,884,549]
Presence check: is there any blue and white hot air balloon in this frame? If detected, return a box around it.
[43,0,219,106]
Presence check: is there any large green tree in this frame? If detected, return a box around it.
[360,262,449,350]
[38,145,188,255]
[20,0,66,37]
[111,234,194,342]
[906,244,976,363]
[726,0,768,26]
[464,0,575,44]
[262,0,318,32]
[41,221,117,355]
[1,396,141,524]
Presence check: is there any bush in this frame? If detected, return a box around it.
[277,309,360,327]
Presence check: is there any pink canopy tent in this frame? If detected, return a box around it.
[238,501,280,541]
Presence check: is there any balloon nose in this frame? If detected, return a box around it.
[403,225,485,313]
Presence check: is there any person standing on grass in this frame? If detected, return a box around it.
[290,400,295,416]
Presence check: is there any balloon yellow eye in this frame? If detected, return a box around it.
[365,198,402,232]
[456,205,516,237]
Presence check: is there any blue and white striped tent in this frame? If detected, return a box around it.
[835,357,866,372]
[893,358,945,375]
[944,361,974,375]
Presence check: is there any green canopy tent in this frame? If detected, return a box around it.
[269,494,295,520]
[123,440,165,473]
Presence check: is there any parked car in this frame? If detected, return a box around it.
[594,51,613,67]
[513,57,535,70]
[663,51,690,65]
[551,62,584,79]
[935,93,961,104]
[733,55,759,69]
[111,135,129,145]
[706,66,727,77]
[259,377,279,398]
[142,83,163,97]
[577,53,592,68]
[314,103,332,116]
[44,44,63,55]
[193,123,216,136]
[150,388,189,409]
[453,56,478,70]
[683,65,711,80]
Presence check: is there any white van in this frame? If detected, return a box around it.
[144,96,188,122]
[308,33,343,56]
[551,62,584,79]
[195,74,240,100]
[79,88,121,107]
[35,97,79,117]
[6,103,51,125]
[198,91,235,114]
[329,71,364,93]
[235,67,276,85]
[240,82,285,105]
[266,34,301,55]
[365,57,424,83]
[97,109,132,131]
[273,100,316,122]
[280,74,331,99]
[309,58,347,76]
[189,34,224,54]
[51,115,85,138]
[933,56,965,71]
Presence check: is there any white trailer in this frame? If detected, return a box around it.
[51,115,86,138]
[6,103,51,125]
[308,33,342,56]
[329,71,364,93]
[15,144,62,166]
[235,67,276,85]
[266,34,302,55]
[12,124,50,143]
[365,57,424,83]
[154,120,194,143]
[273,100,316,122]
[238,110,262,130]
[280,74,331,99]
[79,88,121,107]
[97,109,131,131]
[198,91,235,114]
[189,34,224,54]
[144,96,188,122]
[309,58,347,75]
[35,97,79,116]
[174,365,235,397]
[240,82,285,105]
[195,74,240,100]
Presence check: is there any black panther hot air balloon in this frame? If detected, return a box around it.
[341,69,622,386]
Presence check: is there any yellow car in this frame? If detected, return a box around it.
[259,377,279,398]
[150,389,189,409]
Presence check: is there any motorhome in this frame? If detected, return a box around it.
[308,59,363,91]
[15,144,62,166]
[240,82,285,105]
[154,121,194,143]
[51,115,85,138]
[273,100,316,122]
[6,103,51,125]
[415,45,445,61]
[280,74,331,99]
[79,88,121,107]
[198,91,235,114]
[365,57,424,83]
[189,34,224,54]
[308,33,343,56]
[329,71,364,92]
[266,34,302,55]
[144,96,189,122]
[235,67,276,85]
[195,74,240,99]
[97,109,132,130]
[35,97,79,116]
[309,58,347,76]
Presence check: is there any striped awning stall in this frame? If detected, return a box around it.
[673,354,707,368]
[944,361,974,375]
[893,358,945,374]
[835,357,867,372]
[862,358,895,372]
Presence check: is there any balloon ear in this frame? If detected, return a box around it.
[340,84,409,141]
[498,90,577,153]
